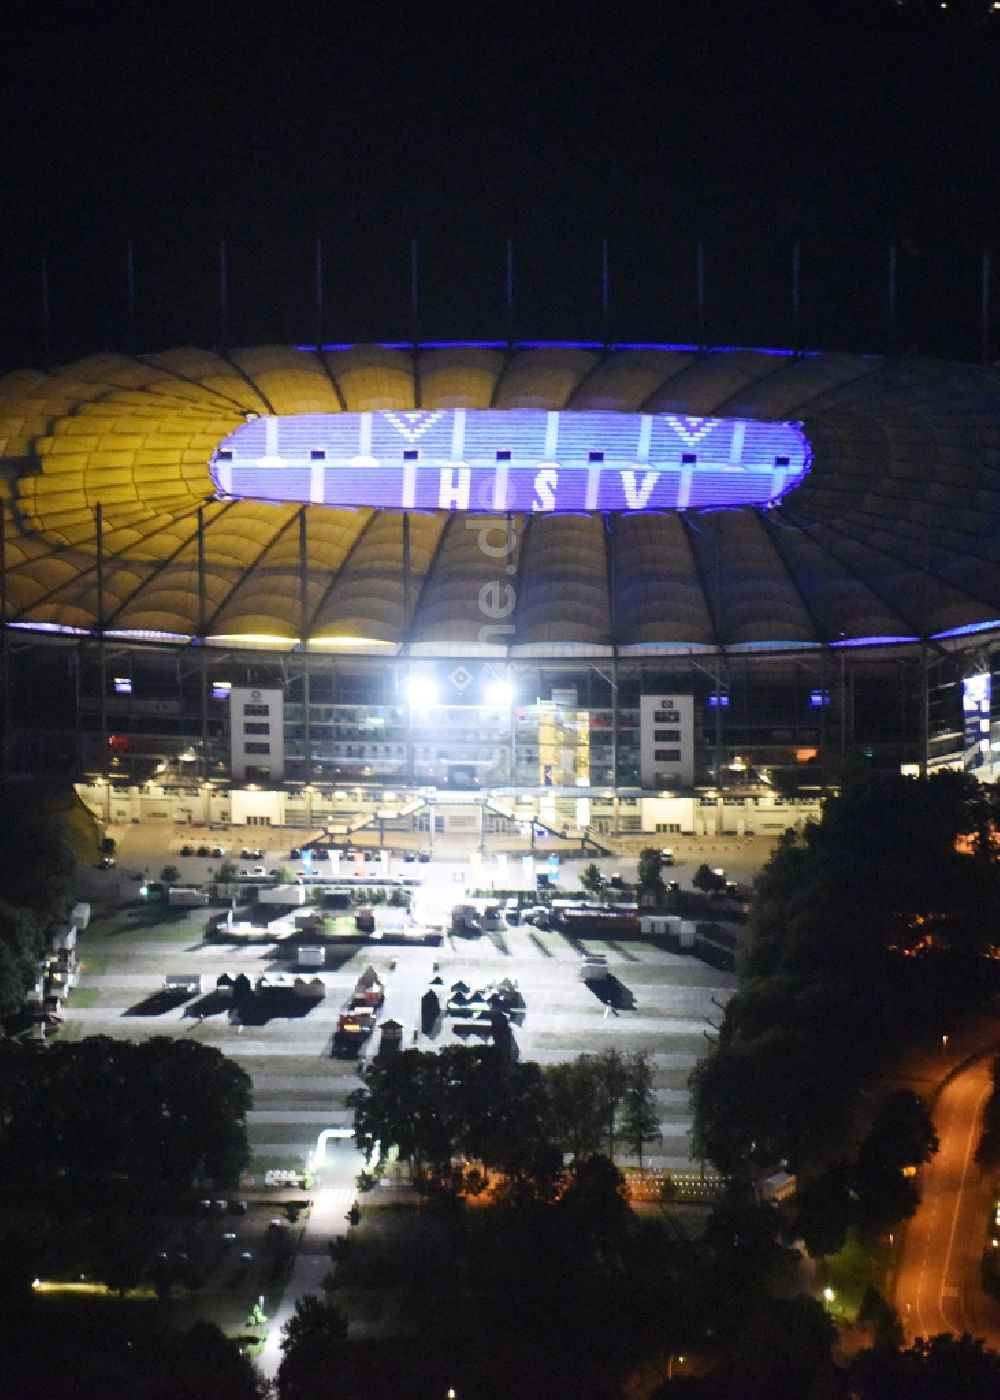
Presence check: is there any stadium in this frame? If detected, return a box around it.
[1,339,998,841]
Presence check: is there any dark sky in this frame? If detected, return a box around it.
[2,1,999,362]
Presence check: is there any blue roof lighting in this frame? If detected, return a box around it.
[829,634,920,648]
[931,619,1000,640]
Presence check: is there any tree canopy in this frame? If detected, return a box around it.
[348,1044,661,1182]
[0,788,78,1014]
[691,773,997,1175]
[0,1036,251,1189]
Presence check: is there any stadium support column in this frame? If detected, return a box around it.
[819,647,829,795]
[300,509,312,784]
[839,651,848,771]
[402,513,414,786]
[611,653,619,835]
[198,506,208,780]
[96,504,107,778]
[920,644,930,778]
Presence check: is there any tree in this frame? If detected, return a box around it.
[594,1047,630,1161]
[217,859,239,882]
[278,1294,348,1400]
[692,862,726,896]
[546,1057,606,1161]
[559,1153,631,1233]
[851,1332,1000,1398]
[794,1164,852,1258]
[638,847,666,903]
[160,864,180,885]
[347,1048,449,1175]
[702,1196,798,1303]
[691,774,1000,1177]
[580,861,604,896]
[273,864,294,884]
[860,1090,938,1174]
[857,1285,904,1350]
[852,1163,920,1240]
[0,1036,251,1189]
[0,788,76,917]
[0,902,42,1015]
[621,1049,661,1168]
[719,1295,839,1400]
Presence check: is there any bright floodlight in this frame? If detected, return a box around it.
[406,676,439,708]
[485,678,514,707]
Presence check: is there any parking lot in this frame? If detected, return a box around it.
[72,824,747,1178]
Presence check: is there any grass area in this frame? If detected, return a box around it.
[82,917,120,942]
[248,1124,318,1145]
[51,1021,86,1043]
[822,1229,889,1320]
[123,921,206,943]
[78,949,113,973]
[67,986,101,1008]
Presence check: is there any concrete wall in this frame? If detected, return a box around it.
[230,687,284,781]
[639,694,695,789]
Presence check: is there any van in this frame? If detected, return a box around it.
[504,897,520,925]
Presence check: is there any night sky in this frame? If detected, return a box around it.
[2,1,999,364]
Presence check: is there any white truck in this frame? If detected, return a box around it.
[167,886,210,907]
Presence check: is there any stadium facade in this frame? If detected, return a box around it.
[1,341,998,837]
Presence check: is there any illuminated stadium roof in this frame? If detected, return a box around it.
[2,342,1000,656]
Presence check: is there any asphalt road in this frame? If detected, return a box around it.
[896,1056,1000,1346]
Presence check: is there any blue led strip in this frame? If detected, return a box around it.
[211,410,810,514]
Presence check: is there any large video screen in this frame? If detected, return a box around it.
[210,409,810,512]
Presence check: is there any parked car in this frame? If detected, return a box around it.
[289,847,301,859]
[181,844,194,857]
[418,852,431,863]
[197,845,210,857]
[211,845,225,858]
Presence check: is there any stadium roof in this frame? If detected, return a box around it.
[2,343,1000,657]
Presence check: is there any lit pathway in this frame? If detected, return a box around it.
[257,1138,364,1383]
